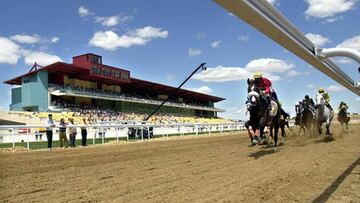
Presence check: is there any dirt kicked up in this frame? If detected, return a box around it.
[0,124,359,202]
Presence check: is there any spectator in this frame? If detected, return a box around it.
[81,118,88,146]
[45,114,55,150]
[59,118,68,148]
[68,118,77,147]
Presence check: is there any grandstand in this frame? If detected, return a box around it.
[4,53,227,124]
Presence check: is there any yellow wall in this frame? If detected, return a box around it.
[159,94,168,100]
[64,75,97,89]
[101,84,121,93]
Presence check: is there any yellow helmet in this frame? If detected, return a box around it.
[318,88,324,93]
[254,72,262,79]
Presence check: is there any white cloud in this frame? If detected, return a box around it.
[307,84,316,89]
[188,48,202,57]
[337,35,360,50]
[193,58,293,83]
[267,0,277,5]
[305,33,330,47]
[89,26,168,51]
[322,16,344,23]
[305,0,357,18]
[286,70,302,77]
[95,15,120,27]
[79,6,91,17]
[211,40,221,48]
[193,66,250,82]
[132,26,168,39]
[196,33,207,40]
[51,37,59,43]
[23,51,62,66]
[245,58,294,73]
[10,34,40,44]
[187,86,212,94]
[326,85,346,92]
[335,57,354,64]
[238,35,249,42]
[0,37,22,65]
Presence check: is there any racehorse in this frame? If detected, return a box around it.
[245,79,281,148]
[315,93,333,137]
[299,99,315,135]
[278,108,290,140]
[337,105,350,131]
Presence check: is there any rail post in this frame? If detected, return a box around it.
[93,128,96,145]
[101,128,104,144]
[11,129,15,148]
[26,128,30,150]
[115,127,119,143]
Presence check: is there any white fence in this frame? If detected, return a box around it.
[0,123,245,149]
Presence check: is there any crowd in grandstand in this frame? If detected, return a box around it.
[49,83,216,111]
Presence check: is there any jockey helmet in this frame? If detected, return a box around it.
[254,72,262,79]
[318,88,324,93]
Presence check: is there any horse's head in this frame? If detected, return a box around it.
[246,78,260,109]
[247,90,260,108]
[316,93,325,107]
[247,78,258,93]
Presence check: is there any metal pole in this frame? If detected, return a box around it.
[115,128,119,143]
[126,127,129,142]
[144,63,206,121]
[102,129,104,144]
[11,129,14,148]
[26,129,30,150]
[93,128,96,145]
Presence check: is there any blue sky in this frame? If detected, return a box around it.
[0,0,359,119]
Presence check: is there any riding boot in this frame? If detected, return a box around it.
[326,103,333,111]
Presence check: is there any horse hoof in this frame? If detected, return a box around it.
[252,139,258,145]
[274,147,278,152]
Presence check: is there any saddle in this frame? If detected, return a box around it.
[268,100,278,117]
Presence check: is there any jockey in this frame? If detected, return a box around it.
[253,72,277,110]
[304,95,315,113]
[318,88,333,111]
[338,101,349,111]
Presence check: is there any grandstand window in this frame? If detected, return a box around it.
[101,68,111,77]
[91,66,101,74]
[89,55,101,64]
[111,70,120,79]
[122,72,129,80]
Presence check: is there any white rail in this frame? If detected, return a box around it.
[0,123,245,150]
[213,0,360,96]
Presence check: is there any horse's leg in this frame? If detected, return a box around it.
[318,122,322,135]
[327,112,334,136]
[246,126,253,142]
[274,122,279,149]
[281,124,285,142]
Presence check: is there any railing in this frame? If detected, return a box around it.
[49,84,223,112]
[0,123,245,150]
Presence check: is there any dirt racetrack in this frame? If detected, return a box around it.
[1,124,359,202]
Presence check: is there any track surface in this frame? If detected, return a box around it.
[1,125,359,202]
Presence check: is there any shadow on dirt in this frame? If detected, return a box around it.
[248,148,277,159]
[314,137,336,144]
[312,156,360,203]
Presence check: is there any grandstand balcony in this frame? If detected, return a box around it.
[48,84,224,113]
